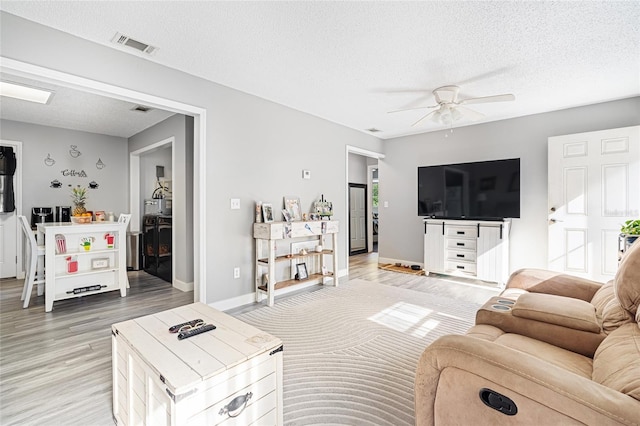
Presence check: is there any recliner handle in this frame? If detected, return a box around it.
[479,388,517,415]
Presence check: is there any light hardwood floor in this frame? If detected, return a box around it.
[0,253,499,425]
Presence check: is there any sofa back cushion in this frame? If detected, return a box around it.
[601,298,633,333]
[592,323,640,401]
[614,240,640,316]
[590,281,615,321]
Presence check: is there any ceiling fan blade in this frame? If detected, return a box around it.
[455,105,485,121]
[459,93,515,105]
[388,104,437,114]
[411,110,438,127]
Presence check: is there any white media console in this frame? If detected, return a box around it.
[423,218,510,286]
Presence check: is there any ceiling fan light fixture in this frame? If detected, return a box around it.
[450,108,463,122]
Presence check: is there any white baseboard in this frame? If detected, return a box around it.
[378,257,424,268]
[213,268,349,312]
[173,279,194,292]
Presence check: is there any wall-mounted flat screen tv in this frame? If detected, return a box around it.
[418,158,520,220]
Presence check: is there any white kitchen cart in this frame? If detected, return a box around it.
[112,302,283,426]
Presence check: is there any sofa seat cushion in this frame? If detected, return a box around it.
[592,323,640,401]
[465,325,593,379]
[512,292,600,333]
[494,333,594,379]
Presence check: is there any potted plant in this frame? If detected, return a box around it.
[620,219,640,248]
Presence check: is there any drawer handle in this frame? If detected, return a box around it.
[457,231,465,235]
[456,254,465,258]
[456,242,465,246]
[456,265,465,270]
[219,392,253,418]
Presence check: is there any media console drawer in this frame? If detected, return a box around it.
[112,302,284,426]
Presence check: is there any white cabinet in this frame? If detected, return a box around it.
[112,302,284,426]
[37,221,128,312]
[253,221,339,307]
[423,219,510,285]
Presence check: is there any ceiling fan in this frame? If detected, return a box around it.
[389,85,515,127]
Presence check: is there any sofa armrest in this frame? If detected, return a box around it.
[415,335,639,425]
[506,269,603,301]
[512,292,600,332]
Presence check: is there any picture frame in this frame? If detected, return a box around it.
[95,210,105,222]
[262,203,274,223]
[283,196,302,221]
[281,209,292,222]
[296,262,308,280]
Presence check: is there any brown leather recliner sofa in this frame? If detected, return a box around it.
[415,240,640,425]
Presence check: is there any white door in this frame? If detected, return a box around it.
[548,126,640,282]
[349,184,367,253]
[0,142,21,279]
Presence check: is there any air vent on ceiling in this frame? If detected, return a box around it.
[111,32,158,55]
[366,128,382,133]
[131,105,153,113]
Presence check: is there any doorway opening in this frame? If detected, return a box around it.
[349,183,367,255]
[345,146,384,271]
[1,57,207,303]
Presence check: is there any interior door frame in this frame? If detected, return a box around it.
[0,140,23,279]
[1,57,207,303]
[130,137,177,288]
[345,146,384,271]
[348,183,368,255]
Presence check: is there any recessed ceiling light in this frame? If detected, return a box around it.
[0,81,54,104]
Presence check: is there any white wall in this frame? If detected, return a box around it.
[348,153,368,184]
[0,13,384,303]
[380,97,640,273]
[0,119,129,221]
[140,147,171,203]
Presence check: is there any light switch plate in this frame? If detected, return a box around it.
[302,170,311,179]
[230,198,240,209]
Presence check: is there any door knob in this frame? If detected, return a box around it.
[550,207,556,212]
[549,218,563,224]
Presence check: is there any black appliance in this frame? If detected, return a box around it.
[143,214,172,282]
[55,206,71,222]
[418,158,521,220]
[0,146,17,213]
[32,207,54,228]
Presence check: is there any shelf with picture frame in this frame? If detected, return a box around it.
[253,220,339,307]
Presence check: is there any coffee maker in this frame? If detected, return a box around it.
[55,206,71,222]
[31,207,53,227]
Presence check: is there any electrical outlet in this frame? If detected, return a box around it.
[233,267,240,279]
[230,198,240,209]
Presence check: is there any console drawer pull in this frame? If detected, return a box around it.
[456,265,465,270]
[457,242,465,246]
[456,254,465,258]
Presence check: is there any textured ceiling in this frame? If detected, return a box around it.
[0,73,176,138]
[1,1,639,139]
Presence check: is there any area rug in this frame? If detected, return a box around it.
[378,263,425,275]
[234,278,481,425]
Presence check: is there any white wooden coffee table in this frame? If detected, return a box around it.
[112,302,283,425]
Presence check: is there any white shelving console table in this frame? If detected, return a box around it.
[37,221,128,312]
[253,220,339,307]
[424,218,510,286]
